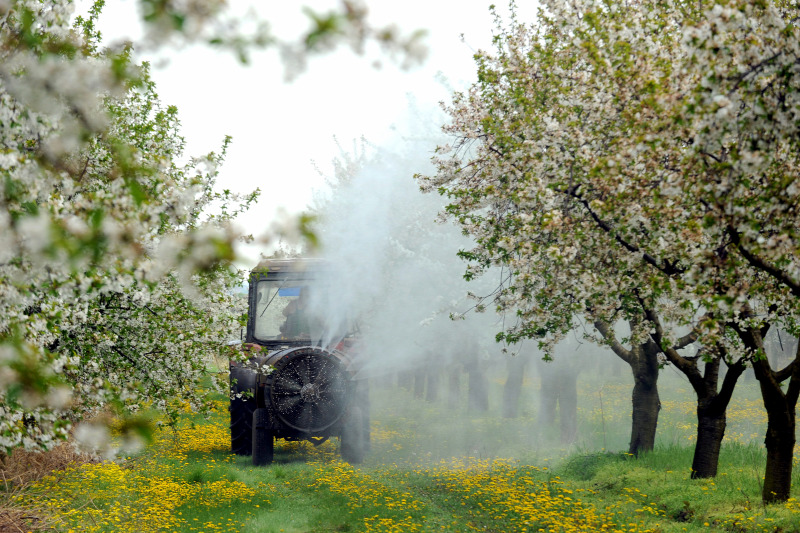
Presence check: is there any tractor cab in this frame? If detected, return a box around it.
[231,258,368,465]
[245,258,357,349]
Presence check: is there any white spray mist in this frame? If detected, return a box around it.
[306,100,501,378]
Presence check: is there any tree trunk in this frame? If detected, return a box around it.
[447,368,460,409]
[627,341,661,456]
[426,367,440,402]
[538,369,557,426]
[689,360,746,479]
[644,311,754,478]
[558,371,578,444]
[629,370,660,456]
[413,368,425,399]
[762,410,796,503]
[468,366,489,413]
[502,355,527,418]
[594,321,663,456]
[691,409,726,478]
[736,323,800,503]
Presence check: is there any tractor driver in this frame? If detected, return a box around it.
[280,287,311,339]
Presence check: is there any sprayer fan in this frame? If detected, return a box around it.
[269,348,349,432]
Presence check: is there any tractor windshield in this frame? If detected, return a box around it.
[253,281,320,341]
[252,277,359,346]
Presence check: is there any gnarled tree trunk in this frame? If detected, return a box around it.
[737,324,800,503]
[595,322,663,456]
[426,366,441,402]
[447,367,461,409]
[502,354,528,418]
[646,309,747,479]
[692,405,727,478]
[689,358,746,479]
[628,342,660,456]
[762,410,796,502]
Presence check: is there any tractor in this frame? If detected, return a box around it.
[230,258,369,465]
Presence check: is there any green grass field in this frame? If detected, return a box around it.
[12,362,800,532]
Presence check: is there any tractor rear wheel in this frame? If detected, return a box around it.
[230,364,258,455]
[340,406,365,464]
[230,395,255,455]
[252,408,274,466]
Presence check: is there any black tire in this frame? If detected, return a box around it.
[340,406,365,464]
[357,382,371,452]
[252,408,274,466]
[230,396,255,455]
[230,366,257,456]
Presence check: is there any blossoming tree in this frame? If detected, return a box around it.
[0,0,426,457]
[420,0,800,502]
[0,1,257,454]
[420,0,708,460]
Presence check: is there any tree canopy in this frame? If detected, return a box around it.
[420,0,800,501]
[421,0,800,353]
[0,0,259,454]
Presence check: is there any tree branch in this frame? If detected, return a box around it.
[556,184,685,277]
[593,319,633,364]
[786,340,800,406]
[674,328,699,350]
[731,321,783,393]
[775,360,797,383]
[716,346,747,408]
[643,305,705,392]
[727,224,800,298]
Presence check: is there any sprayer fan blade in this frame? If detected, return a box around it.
[270,349,350,432]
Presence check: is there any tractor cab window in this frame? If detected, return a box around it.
[279,286,315,338]
[254,281,316,341]
[252,278,359,344]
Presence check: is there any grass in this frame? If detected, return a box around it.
[551,443,800,531]
[7,364,800,532]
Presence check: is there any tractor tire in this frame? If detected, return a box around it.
[230,365,257,456]
[340,406,365,465]
[357,383,371,452]
[230,395,255,455]
[252,408,274,466]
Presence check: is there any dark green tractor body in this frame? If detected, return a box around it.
[230,259,369,465]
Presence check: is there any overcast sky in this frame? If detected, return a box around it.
[80,1,537,263]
